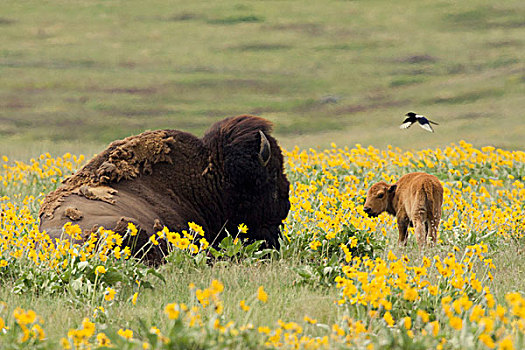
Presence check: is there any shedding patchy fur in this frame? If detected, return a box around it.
[39,115,291,264]
[64,207,83,221]
[39,130,175,219]
[363,172,443,248]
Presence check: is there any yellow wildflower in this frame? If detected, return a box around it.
[149,234,159,246]
[309,240,322,250]
[449,316,462,330]
[188,222,205,236]
[104,287,116,301]
[30,324,45,341]
[304,315,317,324]
[97,332,111,346]
[127,222,138,236]
[479,334,495,349]
[60,337,71,349]
[403,287,419,301]
[258,326,271,334]
[237,223,248,233]
[118,328,133,340]
[239,300,250,312]
[403,316,411,330]
[498,337,514,350]
[417,309,429,323]
[383,311,394,326]
[430,321,439,337]
[257,286,268,303]
[164,303,180,320]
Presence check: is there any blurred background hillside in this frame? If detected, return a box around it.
[1,0,524,158]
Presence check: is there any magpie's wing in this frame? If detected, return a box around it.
[417,119,434,132]
[399,117,414,129]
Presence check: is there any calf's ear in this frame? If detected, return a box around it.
[258,130,271,167]
[388,184,397,193]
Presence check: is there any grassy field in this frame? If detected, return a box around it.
[0,143,524,348]
[1,0,525,348]
[1,0,524,157]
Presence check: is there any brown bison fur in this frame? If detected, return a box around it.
[363,172,443,247]
[39,115,291,263]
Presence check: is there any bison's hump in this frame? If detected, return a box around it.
[39,129,199,219]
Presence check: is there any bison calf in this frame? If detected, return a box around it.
[363,172,443,247]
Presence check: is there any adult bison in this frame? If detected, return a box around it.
[39,115,290,263]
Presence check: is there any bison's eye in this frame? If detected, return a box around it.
[377,193,384,199]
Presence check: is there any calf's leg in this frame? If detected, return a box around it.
[413,209,428,248]
[429,212,441,245]
[396,216,409,246]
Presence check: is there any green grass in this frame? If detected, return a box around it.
[1,236,523,344]
[0,1,524,344]
[0,261,341,342]
[1,0,524,157]
[1,142,524,348]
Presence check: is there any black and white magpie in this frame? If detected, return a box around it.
[400,112,438,133]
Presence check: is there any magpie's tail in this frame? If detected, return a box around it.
[429,120,439,125]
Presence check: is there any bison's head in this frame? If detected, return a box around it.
[363,181,396,218]
[202,115,290,248]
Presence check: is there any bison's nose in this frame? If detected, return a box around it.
[363,207,371,214]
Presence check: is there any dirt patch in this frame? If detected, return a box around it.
[390,76,426,88]
[397,54,438,64]
[333,104,367,115]
[3,59,106,70]
[230,43,292,51]
[118,61,137,69]
[165,12,202,21]
[207,15,263,25]
[392,67,435,76]
[485,40,522,48]
[2,97,30,109]
[104,87,158,95]
[0,17,16,25]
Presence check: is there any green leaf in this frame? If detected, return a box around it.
[147,268,166,283]
[104,270,124,284]
[70,277,83,292]
[77,261,90,271]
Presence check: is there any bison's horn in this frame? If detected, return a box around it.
[258,130,271,167]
